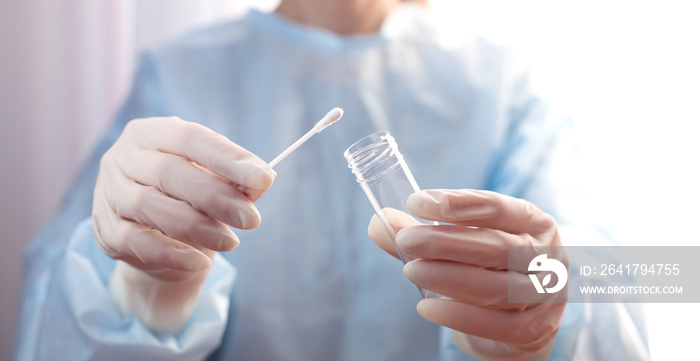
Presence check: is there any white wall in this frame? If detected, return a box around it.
[431,0,700,358]
[0,1,132,357]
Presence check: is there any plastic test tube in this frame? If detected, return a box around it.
[344,130,443,299]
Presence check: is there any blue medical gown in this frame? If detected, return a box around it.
[15,5,649,361]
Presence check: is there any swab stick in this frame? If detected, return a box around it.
[268,108,344,168]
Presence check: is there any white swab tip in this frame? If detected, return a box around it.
[315,107,344,131]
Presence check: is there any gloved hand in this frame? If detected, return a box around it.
[368,189,566,361]
[93,117,275,332]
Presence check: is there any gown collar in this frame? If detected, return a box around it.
[247,3,436,52]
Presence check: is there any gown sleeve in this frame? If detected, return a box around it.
[14,53,236,361]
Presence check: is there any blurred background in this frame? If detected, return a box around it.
[0,0,698,359]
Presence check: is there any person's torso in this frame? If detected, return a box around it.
[148,6,513,360]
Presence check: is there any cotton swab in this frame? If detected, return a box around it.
[268,108,344,168]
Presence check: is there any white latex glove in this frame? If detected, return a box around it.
[368,189,567,361]
[93,117,275,332]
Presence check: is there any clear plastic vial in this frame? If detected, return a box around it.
[344,130,441,299]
